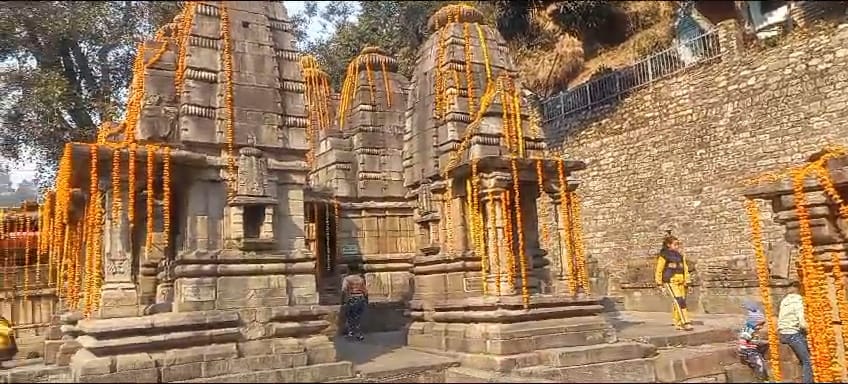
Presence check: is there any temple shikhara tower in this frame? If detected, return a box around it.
[5,1,846,383]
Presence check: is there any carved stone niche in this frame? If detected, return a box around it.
[138,94,178,143]
[228,146,277,251]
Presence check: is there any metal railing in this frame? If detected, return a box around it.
[542,29,722,122]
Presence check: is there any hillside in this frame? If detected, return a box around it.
[295,1,683,96]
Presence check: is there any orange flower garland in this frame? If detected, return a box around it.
[470,160,487,295]
[128,144,137,228]
[146,146,156,257]
[503,189,515,288]
[568,192,589,292]
[163,147,172,252]
[380,57,392,108]
[23,213,31,301]
[557,158,576,294]
[84,143,99,317]
[364,59,376,107]
[829,251,848,361]
[791,168,836,382]
[219,2,237,200]
[444,184,454,254]
[175,2,198,98]
[488,190,501,296]
[474,24,492,85]
[510,159,530,308]
[462,22,476,115]
[744,198,783,381]
[536,159,550,246]
[1,210,6,291]
[111,148,122,226]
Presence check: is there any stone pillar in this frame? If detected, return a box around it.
[717,19,744,59]
[98,181,140,319]
[138,193,166,308]
[479,172,516,296]
[545,189,571,295]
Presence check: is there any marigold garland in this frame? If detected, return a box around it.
[444,184,454,254]
[84,143,99,317]
[462,22,476,115]
[510,159,530,308]
[791,168,837,382]
[488,190,501,296]
[470,160,487,295]
[111,148,122,227]
[146,146,156,257]
[23,214,31,301]
[503,189,516,289]
[380,57,392,108]
[220,2,237,200]
[364,59,377,106]
[536,159,550,246]
[175,2,198,98]
[36,199,45,285]
[333,199,341,263]
[1,210,7,291]
[568,192,589,292]
[474,24,492,86]
[434,21,448,120]
[128,144,138,228]
[557,158,577,294]
[744,198,783,381]
[163,147,172,253]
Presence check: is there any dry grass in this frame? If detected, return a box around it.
[514,33,585,95]
[514,1,678,93]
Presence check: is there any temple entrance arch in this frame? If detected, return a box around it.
[305,198,341,303]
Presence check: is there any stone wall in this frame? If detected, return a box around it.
[545,21,848,284]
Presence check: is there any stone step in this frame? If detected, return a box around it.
[618,326,736,349]
[514,356,658,383]
[538,341,657,368]
[653,342,740,382]
[331,345,459,383]
[445,367,558,383]
[513,341,784,383]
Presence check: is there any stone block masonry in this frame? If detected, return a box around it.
[545,21,848,282]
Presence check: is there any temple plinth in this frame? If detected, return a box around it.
[44,2,354,382]
[401,4,622,373]
[743,149,848,382]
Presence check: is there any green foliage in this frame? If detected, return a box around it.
[0,1,180,183]
[295,1,455,88]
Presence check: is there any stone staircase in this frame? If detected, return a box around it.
[334,311,803,383]
[0,311,803,383]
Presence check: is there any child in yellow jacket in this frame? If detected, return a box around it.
[655,232,694,331]
[0,316,17,361]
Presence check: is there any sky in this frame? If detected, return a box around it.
[3,1,360,188]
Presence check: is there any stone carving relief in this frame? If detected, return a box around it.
[418,181,434,214]
[236,145,271,197]
[139,94,178,142]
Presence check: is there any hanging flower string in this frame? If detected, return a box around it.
[744,198,783,381]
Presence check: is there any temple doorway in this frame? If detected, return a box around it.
[305,201,341,303]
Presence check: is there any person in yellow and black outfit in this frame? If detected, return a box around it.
[655,232,694,331]
[0,316,17,362]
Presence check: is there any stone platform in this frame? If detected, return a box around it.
[0,311,807,382]
[330,311,804,383]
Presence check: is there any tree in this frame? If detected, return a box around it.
[0,1,181,184]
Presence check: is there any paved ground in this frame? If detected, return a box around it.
[334,329,459,381]
[334,310,745,381]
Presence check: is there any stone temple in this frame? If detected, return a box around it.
[0,1,840,383]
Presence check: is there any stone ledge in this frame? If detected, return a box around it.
[408,316,615,356]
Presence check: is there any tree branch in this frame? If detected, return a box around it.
[58,40,95,133]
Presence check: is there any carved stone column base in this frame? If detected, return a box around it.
[97,283,139,319]
[407,295,620,373]
[69,309,354,383]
